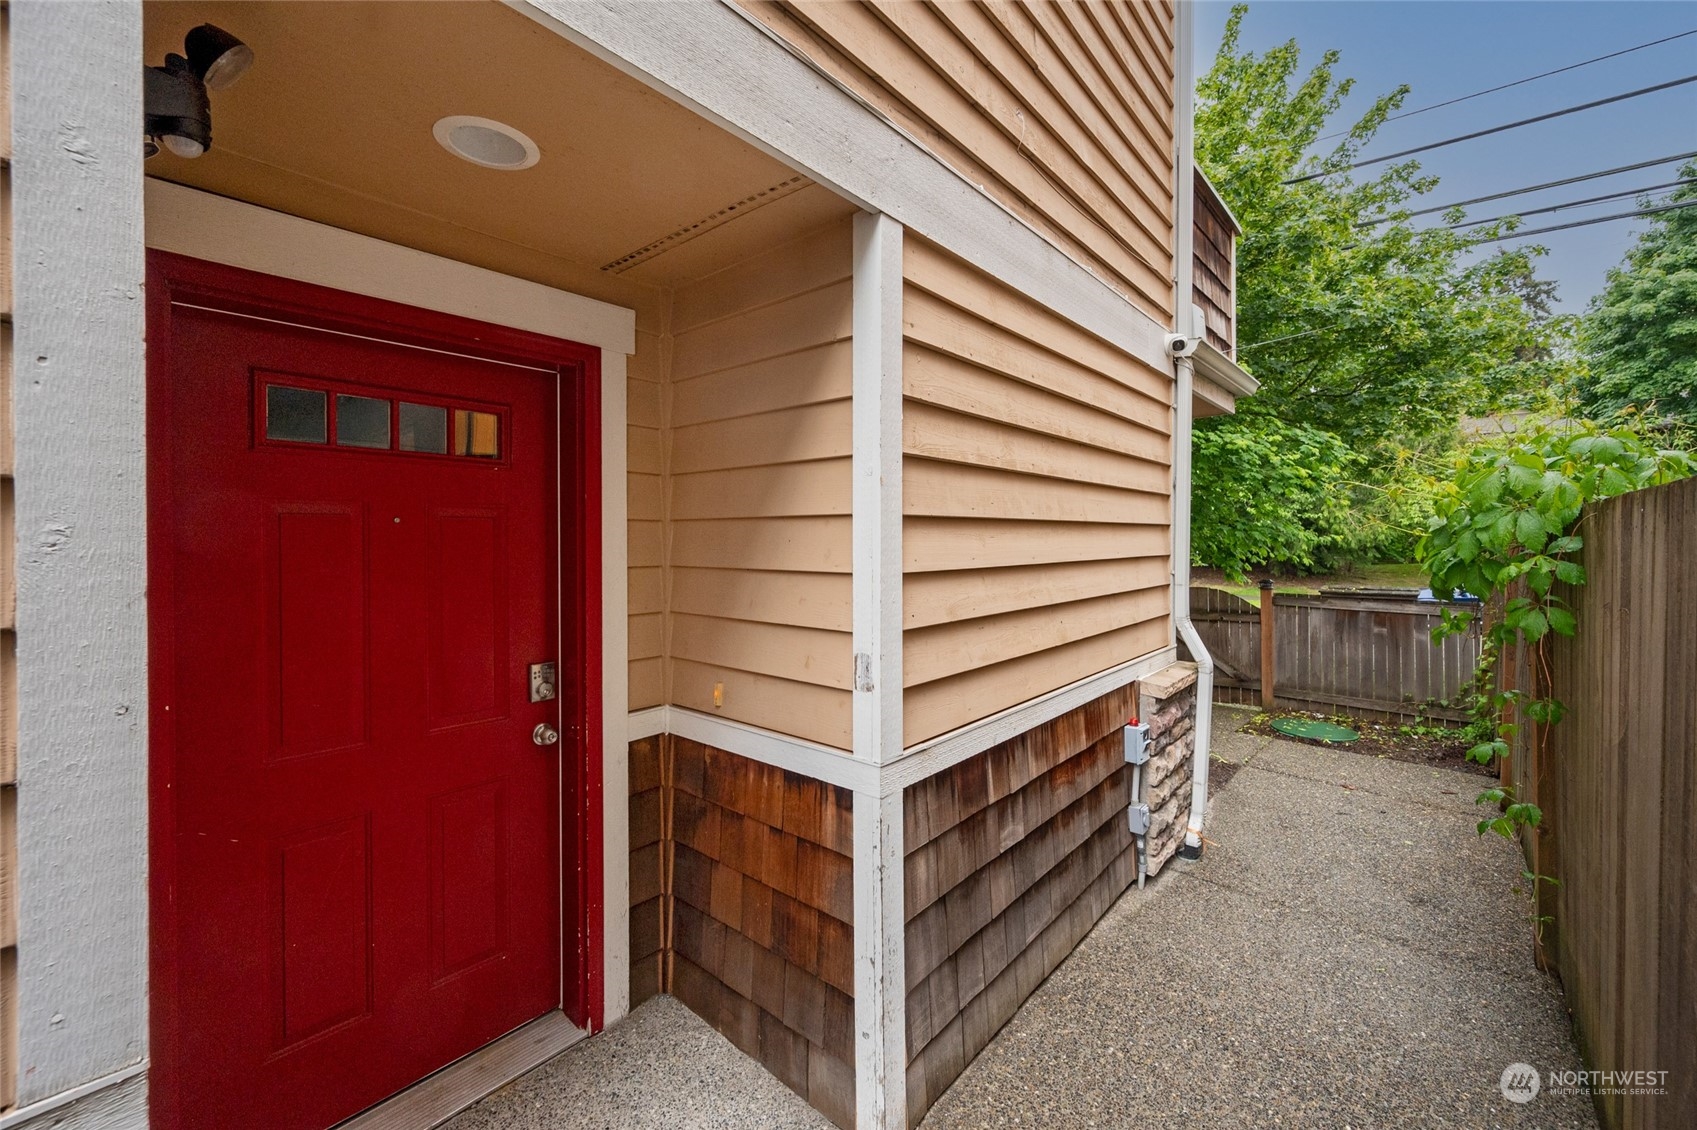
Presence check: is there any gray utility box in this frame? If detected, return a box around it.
[1124,722,1151,765]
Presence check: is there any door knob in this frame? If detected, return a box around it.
[532,723,560,747]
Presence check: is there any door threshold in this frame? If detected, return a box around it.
[335,1011,587,1130]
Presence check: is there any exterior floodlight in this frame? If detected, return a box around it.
[144,24,251,159]
[144,55,211,159]
[185,23,254,90]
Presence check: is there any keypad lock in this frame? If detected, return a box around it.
[529,661,557,703]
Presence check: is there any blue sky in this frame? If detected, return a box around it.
[1195,1,1697,313]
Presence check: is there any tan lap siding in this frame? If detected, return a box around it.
[666,220,854,749]
[902,237,1171,746]
[741,0,1177,323]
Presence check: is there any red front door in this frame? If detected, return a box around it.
[149,256,589,1130]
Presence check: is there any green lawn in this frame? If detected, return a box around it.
[1194,562,1430,603]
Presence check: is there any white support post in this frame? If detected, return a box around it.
[9,1,150,1121]
[850,211,906,1129]
[599,348,631,1027]
[852,211,904,765]
[852,789,905,1130]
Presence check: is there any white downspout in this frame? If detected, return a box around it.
[1172,0,1216,860]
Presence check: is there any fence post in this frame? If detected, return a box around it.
[1259,579,1276,709]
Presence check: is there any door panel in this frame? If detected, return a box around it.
[158,298,564,1130]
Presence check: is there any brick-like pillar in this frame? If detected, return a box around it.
[1138,663,1199,876]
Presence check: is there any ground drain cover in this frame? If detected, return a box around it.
[1271,717,1360,743]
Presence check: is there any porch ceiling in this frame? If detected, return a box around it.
[142,1,855,295]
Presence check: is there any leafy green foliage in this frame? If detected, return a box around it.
[1191,418,1354,578]
[1418,418,1692,838]
[1580,164,1697,429]
[1191,6,1555,573]
[1422,419,1692,646]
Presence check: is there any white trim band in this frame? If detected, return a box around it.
[144,180,636,354]
[622,645,1177,800]
[0,1062,147,1130]
[885,646,1180,793]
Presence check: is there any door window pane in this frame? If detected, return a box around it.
[454,410,501,459]
[266,386,327,444]
[336,395,391,449]
[399,402,448,454]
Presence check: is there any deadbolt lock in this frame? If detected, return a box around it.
[529,661,558,703]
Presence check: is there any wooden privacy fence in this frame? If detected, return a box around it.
[1187,585,1482,722]
[1505,476,1696,1130]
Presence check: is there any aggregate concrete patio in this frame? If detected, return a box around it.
[449,706,1596,1129]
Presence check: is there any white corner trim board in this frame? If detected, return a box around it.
[509,0,1173,373]
[851,790,906,1130]
[598,348,632,1027]
[851,212,904,766]
[144,180,637,355]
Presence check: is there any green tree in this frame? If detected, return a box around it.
[1192,6,1550,574]
[1580,165,1697,428]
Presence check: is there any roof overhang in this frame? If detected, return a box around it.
[1191,340,1258,417]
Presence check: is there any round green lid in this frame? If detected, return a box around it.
[1271,717,1360,742]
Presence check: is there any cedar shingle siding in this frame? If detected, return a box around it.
[902,685,1139,1120]
[629,736,856,1128]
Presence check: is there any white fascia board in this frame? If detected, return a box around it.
[511,0,1174,369]
[145,180,636,355]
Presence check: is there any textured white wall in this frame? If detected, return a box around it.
[10,0,149,1116]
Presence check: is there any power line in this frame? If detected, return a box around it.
[1287,74,1697,183]
[1356,150,1697,226]
[1315,30,1697,142]
[1462,199,1697,245]
[1445,181,1691,230]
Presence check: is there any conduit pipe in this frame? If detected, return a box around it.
[1172,0,1216,860]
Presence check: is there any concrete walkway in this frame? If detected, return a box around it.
[921,706,1597,1129]
[453,706,1596,1129]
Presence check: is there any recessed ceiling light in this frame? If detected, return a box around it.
[433,115,540,171]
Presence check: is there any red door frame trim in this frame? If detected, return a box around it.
[145,251,606,1130]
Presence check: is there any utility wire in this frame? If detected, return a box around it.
[1462,198,1697,245]
[1444,181,1691,230]
[1356,150,1697,226]
[1315,30,1697,142]
[1287,74,1697,183]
